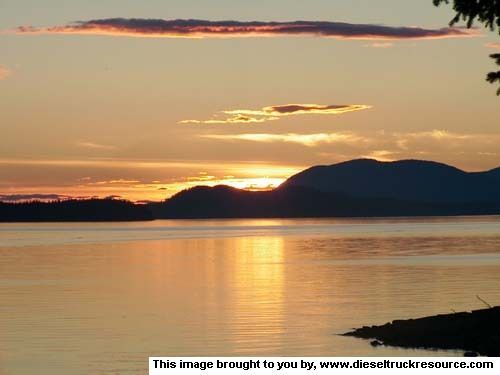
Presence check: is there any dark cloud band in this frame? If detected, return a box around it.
[17,18,477,40]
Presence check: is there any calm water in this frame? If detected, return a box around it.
[1,216,500,374]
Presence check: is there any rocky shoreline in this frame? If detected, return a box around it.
[344,306,500,356]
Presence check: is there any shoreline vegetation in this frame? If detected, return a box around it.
[1,159,499,222]
[344,306,500,356]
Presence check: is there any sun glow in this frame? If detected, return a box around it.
[215,177,285,190]
[0,159,299,203]
[152,176,287,199]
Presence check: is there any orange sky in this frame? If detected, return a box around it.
[1,0,499,201]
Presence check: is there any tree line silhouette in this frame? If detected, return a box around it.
[433,0,500,95]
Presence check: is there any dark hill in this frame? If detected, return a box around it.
[282,159,500,204]
[1,159,499,221]
[149,183,499,219]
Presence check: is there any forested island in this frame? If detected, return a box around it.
[2,159,500,221]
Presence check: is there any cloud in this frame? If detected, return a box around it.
[76,141,117,150]
[485,42,500,50]
[364,42,394,48]
[406,130,472,141]
[395,129,473,150]
[0,194,72,202]
[228,104,371,116]
[201,129,500,163]
[0,65,11,80]
[2,128,498,201]
[15,18,478,40]
[86,179,141,186]
[180,114,279,124]
[181,103,371,124]
[0,158,302,178]
[202,132,365,147]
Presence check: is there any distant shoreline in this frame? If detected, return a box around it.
[2,159,500,222]
[1,192,500,223]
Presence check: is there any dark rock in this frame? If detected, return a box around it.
[464,352,479,357]
[344,306,500,356]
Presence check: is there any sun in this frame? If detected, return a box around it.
[220,177,285,191]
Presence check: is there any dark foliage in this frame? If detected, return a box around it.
[487,53,500,95]
[0,199,153,222]
[433,0,500,31]
[433,0,500,94]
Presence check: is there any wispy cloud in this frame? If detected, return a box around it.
[181,103,371,124]
[76,141,117,150]
[2,129,499,201]
[485,42,500,50]
[0,65,11,80]
[395,129,473,150]
[0,158,302,179]
[202,132,365,147]
[406,130,472,140]
[15,18,478,40]
[364,42,394,48]
[0,194,73,202]
[202,129,500,161]
[86,179,141,186]
[180,114,280,124]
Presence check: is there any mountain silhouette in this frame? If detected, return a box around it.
[282,159,500,204]
[1,159,499,221]
[149,185,498,220]
[148,185,421,219]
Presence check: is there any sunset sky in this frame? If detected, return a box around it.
[1,0,499,201]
